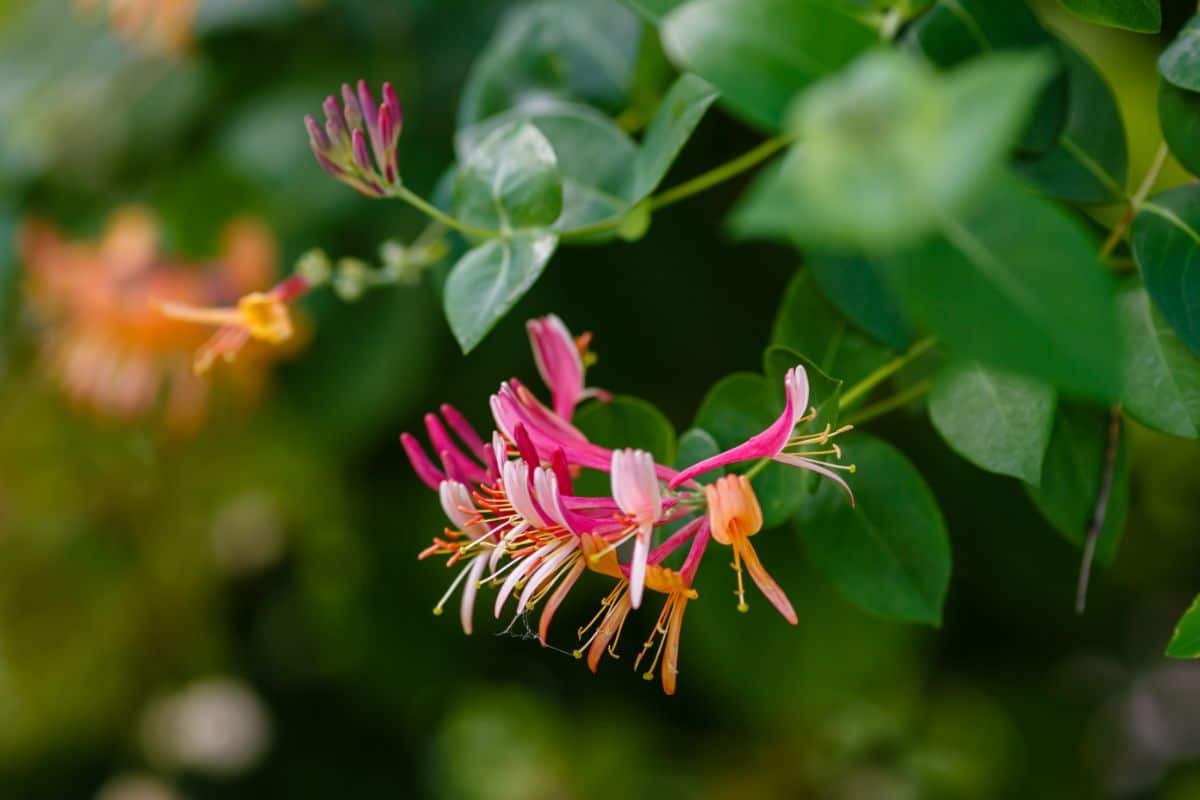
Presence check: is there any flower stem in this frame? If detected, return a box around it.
[839,337,937,409]
[391,184,499,240]
[844,379,932,426]
[1099,141,1169,259]
[649,136,792,212]
[1075,403,1122,614]
[742,458,771,481]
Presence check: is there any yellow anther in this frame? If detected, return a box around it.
[432,606,444,616]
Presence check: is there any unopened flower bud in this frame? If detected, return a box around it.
[307,80,405,198]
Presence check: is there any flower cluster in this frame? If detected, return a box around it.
[305,81,403,198]
[403,315,854,694]
[19,208,297,432]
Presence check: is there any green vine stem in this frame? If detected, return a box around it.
[649,136,791,212]
[839,336,937,409]
[844,378,932,427]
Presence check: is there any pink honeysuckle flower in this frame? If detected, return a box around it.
[419,480,493,634]
[526,314,610,421]
[401,404,494,490]
[669,365,855,502]
[609,448,664,609]
[399,317,863,694]
[306,80,403,198]
[490,380,679,482]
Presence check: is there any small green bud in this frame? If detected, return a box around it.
[295,249,332,287]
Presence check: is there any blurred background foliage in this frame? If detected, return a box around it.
[2,0,1200,798]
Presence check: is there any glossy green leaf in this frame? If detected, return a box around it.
[1132,185,1200,358]
[883,175,1121,399]
[808,252,915,350]
[904,0,1052,66]
[625,73,719,201]
[459,102,636,234]
[771,269,893,388]
[454,122,563,231]
[1159,15,1200,91]
[443,233,558,353]
[674,427,723,482]
[730,50,1053,252]
[1056,0,1160,33]
[1025,402,1129,563]
[660,0,876,132]
[1159,81,1200,178]
[693,373,805,528]
[928,361,1056,485]
[457,0,641,127]
[1017,43,1128,204]
[574,395,677,465]
[796,434,951,625]
[1118,285,1200,438]
[1166,594,1200,658]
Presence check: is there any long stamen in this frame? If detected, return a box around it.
[731,543,749,613]
[432,561,475,616]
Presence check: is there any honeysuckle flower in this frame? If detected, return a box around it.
[526,315,610,421]
[19,209,291,432]
[401,404,497,490]
[610,448,663,609]
[576,531,702,695]
[159,274,311,374]
[421,480,493,634]
[670,365,856,502]
[402,315,859,694]
[706,474,796,624]
[306,80,403,198]
[76,0,199,55]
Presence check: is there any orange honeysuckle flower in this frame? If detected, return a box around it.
[18,207,294,432]
[75,0,201,55]
[576,534,698,695]
[706,474,797,624]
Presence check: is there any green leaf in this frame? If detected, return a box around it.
[674,427,722,481]
[882,174,1121,399]
[1118,284,1200,438]
[730,50,1053,251]
[625,73,719,201]
[928,361,1056,485]
[1159,81,1200,178]
[1167,594,1200,658]
[808,252,915,350]
[1056,0,1160,33]
[458,102,636,233]
[457,0,641,127]
[574,395,677,465]
[660,0,876,132]
[796,434,951,625]
[453,121,563,231]
[1025,402,1129,563]
[622,0,686,23]
[904,0,1053,66]
[1017,42,1128,204]
[693,373,806,528]
[771,269,893,387]
[903,0,1067,158]
[443,233,558,353]
[1133,186,1200,359]
[1159,15,1200,91]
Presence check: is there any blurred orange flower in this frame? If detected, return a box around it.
[75,0,201,55]
[18,207,298,433]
